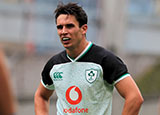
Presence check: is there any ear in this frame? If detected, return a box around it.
[81,24,88,35]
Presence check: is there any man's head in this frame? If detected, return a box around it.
[54,2,88,27]
[54,2,89,51]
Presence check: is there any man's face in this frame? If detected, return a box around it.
[56,14,87,49]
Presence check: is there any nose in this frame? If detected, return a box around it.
[61,26,68,35]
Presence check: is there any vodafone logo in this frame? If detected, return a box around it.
[66,86,82,105]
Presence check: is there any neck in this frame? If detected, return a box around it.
[66,40,89,59]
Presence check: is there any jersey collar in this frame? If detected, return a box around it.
[67,41,93,62]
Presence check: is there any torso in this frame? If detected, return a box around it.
[41,42,129,115]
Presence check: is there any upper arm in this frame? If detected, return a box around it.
[115,76,142,99]
[102,52,128,84]
[35,83,54,100]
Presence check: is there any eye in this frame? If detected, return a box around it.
[57,25,63,30]
[66,24,75,29]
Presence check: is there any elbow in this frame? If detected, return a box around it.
[126,93,144,107]
[138,95,144,106]
[136,92,144,105]
[34,89,50,102]
[132,94,144,107]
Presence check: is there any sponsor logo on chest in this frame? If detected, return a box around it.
[53,72,63,81]
[64,86,88,114]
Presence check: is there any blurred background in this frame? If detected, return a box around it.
[0,0,160,114]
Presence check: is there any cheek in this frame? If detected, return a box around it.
[76,31,83,39]
[72,29,82,37]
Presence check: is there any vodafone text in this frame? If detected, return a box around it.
[64,107,88,113]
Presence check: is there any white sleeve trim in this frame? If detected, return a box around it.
[41,79,55,90]
[114,73,131,85]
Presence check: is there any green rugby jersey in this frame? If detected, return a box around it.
[41,42,130,115]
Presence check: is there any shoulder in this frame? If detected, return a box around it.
[43,50,67,70]
[82,43,117,62]
[89,44,129,84]
[82,44,118,65]
[91,44,117,59]
[92,44,128,69]
[49,51,65,61]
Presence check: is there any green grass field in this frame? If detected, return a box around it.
[136,59,160,98]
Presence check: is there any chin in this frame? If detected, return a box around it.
[63,44,72,49]
[64,46,73,50]
[63,45,70,49]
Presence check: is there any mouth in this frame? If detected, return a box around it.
[62,37,71,41]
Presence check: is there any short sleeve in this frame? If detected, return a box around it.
[102,52,129,84]
[41,58,55,90]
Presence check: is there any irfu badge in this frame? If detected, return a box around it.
[85,69,98,83]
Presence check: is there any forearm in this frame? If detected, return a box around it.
[34,95,50,115]
[122,96,143,115]
[115,76,144,115]
[34,83,53,115]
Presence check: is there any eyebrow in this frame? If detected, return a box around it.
[56,23,75,29]
[66,24,75,28]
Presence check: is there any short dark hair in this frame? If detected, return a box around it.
[54,2,88,27]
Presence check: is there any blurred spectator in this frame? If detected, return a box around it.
[0,49,16,115]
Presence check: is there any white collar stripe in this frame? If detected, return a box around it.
[67,41,92,62]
